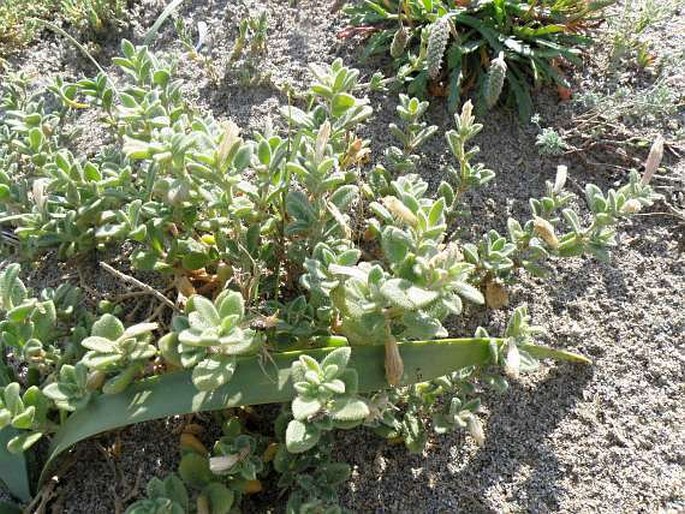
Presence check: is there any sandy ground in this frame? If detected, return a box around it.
[2,0,684,512]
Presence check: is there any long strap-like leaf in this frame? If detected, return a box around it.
[42,338,491,482]
[0,428,30,503]
[143,0,186,45]
[39,338,589,485]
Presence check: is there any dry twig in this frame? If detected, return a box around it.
[99,262,179,313]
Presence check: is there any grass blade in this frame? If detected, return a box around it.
[144,0,186,46]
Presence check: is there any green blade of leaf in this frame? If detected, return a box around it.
[143,0,186,45]
[506,65,533,122]
[43,338,490,481]
[0,500,22,514]
[0,428,31,503]
[521,343,592,364]
[41,338,589,484]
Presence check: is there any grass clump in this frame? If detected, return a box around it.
[0,0,127,60]
[343,0,614,120]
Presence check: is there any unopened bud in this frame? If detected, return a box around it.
[217,121,241,168]
[180,432,208,456]
[467,415,485,446]
[209,445,250,473]
[209,454,240,473]
[175,275,196,297]
[553,165,568,194]
[32,178,50,211]
[390,26,409,58]
[86,370,106,391]
[641,135,664,185]
[533,216,559,249]
[384,337,404,386]
[196,495,210,514]
[242,479,263,494]
[622,199,642,214]
[315,121,331,164]
[459,100,474,130]
[504,339,520,380]
[383,196,418,227]
[485,279,509,309]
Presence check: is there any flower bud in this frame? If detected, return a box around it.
[209,454,240,473]
[242,479,263,494]
[504,339,520,380]
[86,370,106,391]
[485,279,508,309]
[622,199,642,214]
[32,178,50,212]
[383,196,418,227]
[384,337,404,386]
[390,26,409,58]
[315,120,331,164]
[427,17,450,79]
[553,165,568,194]
[180,432,208,456]
[641,135,664,185]
[217,121,242,169]
[484,51,507,108]
[467,415,485,446]
[533,216,559,249]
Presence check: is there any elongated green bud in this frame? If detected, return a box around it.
[484,51,507,108]
[427,17,450,79]
[390,26,409,58]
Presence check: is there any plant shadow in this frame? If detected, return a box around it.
[339,363,593,513]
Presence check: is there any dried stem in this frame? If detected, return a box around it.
[99,262,179,313]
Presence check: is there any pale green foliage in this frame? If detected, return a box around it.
[125,474,189,514]
[536,127,568,156]
[0,264,26,311]
[608,0,682,67]
[227,7,270,87]
[345,0,612,118]
[162,291,263,392]
[175,418,261,513]
[42,363,92,412]
[0,265,86,380]
[0,383,49,453]
[386,94,438,175]
[273,431,349,513]
[0,0,126,57]
[532,114,568,156]
[0,40,663,512]
[210,435,262,481]
[433,396,482,436]
[286,347,369,453]
[444,100,495,198]
[79,314,157,394]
